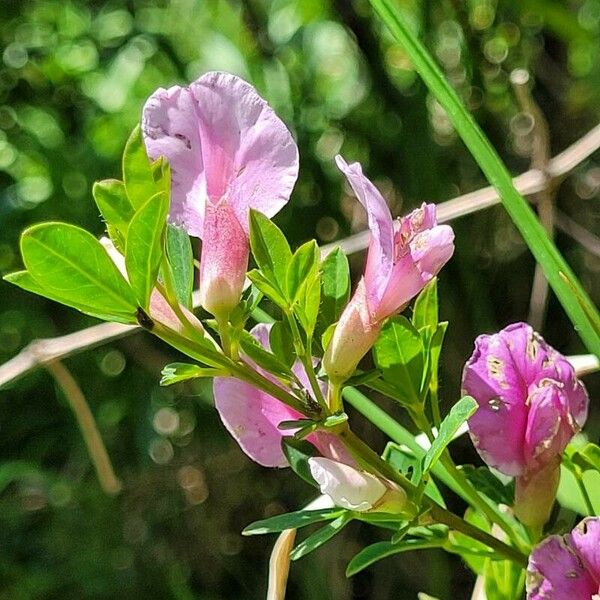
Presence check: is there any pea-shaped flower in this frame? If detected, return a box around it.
[323,156,455,382]
[462,322,589,527]
[213,324,348,468]
[142,72,299,319]
[527,517,600,599]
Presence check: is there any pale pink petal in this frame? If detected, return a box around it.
[570,518,600,585]
[142,85,206,236]
[335,155,394,305]
[323,278,382,382]
[213,376,299,468]
[308,457,387,512]
[190,72,298,231]
[143,72,298,237]
[410,225,455,279]
[198,198,249,317]
[527,532,598,599]
[214,323,352,468]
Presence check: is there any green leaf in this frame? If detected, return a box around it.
[369,0,600,357]
[3,270,134,325]
[125,191,169,309]
[166,225,194,309]
[383,442,445,504]
[321,322,336,353]
[160,363,226,386]
[346,538,444,576]
[269,320,296,368]
[461,466,514,505]
[422,396,478,474]
[290,513,352,560]
[19,223,137,321]
[281,438,319,488]
[412,278,438,331]
[373,316,425,405]
[242,508,343,536]
[151,156,171,196]
[247,269,287,309]
[287,240,319,301]
[93,179,134,235]
[294,274,321,337]
[319,248,350,328]
[571,443,600,472]
[249,209,292,294]
[428,322,448,398]
[239,330,294,381]
[122,125,156,210]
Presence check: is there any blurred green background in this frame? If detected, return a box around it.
[1,0,599,598]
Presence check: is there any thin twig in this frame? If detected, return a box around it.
[46,360,122,495]
[510,69,555,331]
[2,125,600,389]
[555,211,600,258]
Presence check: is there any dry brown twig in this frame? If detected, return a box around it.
[2,124,600,390]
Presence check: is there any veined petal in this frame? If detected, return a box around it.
[570,518,600,586]
[335,155,394,305]
[463,333,529,476]
[213,375,299,468]
[527,526,598,599]
[143,73,298,237]
[142,85,206,237]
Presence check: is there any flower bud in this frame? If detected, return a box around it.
[198,199,249,319]
[308,457,408,513]
[322,278,381,382]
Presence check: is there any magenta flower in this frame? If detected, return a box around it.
[142,72,299,318]
[323,156,455,381]
[527,518,600,599]
[462,322,589,526]
[213,324,349,468]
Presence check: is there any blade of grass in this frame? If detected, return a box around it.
[369,0,600,357]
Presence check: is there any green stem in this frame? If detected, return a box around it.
[284,309,328,411]
[338,425,527,567]
[369,0,600,356]
[428,503,528,568]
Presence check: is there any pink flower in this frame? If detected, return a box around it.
[213,324,349,468]
[462,322,589,526]
[527,517,600,599]
[323,156,455,381]
[142,72,299,318]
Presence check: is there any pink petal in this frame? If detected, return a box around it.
[142,85,206,237]
[409,225,455,279]
[463,333,529,476]
[524,382,573,469]
[527,533,598,599]
[214,323,352,467]
[335,155,394,305]
[143,73,298,237]
[323,277,382,382]
[570,518,600,586]
[213,375,300,468]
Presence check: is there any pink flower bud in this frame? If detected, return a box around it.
[198,199,249,319]
[323,156,454,382]
[308,457,408,513]
[527,517,600,599]
[322,278,382,382]
[143,72,299,318]
[462,322,589,527]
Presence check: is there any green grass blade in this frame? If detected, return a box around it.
[369,0,600,357]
